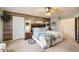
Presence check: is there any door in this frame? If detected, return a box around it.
[13,16,25,40]
[75,17,79,43]
[77,17,79,43]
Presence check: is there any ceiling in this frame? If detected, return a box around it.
[1,7,79,18]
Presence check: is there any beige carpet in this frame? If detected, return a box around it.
[6,39,79,52]
[6,39,45,52]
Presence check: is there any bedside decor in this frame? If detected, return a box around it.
[25,20,31,32]
[26,22,30,26]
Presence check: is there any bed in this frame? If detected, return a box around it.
[32,28,63,49]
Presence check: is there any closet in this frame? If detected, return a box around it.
[12,16,25,40]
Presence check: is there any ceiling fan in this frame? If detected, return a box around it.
[45,7,59,16]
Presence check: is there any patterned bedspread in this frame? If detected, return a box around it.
[32,28,63,49]
[37,33,58,48]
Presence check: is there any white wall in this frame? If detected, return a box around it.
[13,16,25,40]
[58,13,79,43]
[58,18,75,43]
[50,12,79,43]
[0,9,3,42]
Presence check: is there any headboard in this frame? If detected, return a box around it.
[31,23,46,28]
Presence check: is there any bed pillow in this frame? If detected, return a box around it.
[32,28,42,37]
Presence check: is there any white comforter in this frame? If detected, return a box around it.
[32,28,63,49]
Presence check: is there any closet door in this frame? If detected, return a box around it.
[77,17,79,43]
[75,17,79,43]
[13,16,25,40]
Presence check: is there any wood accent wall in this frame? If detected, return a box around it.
[3,18,12,41]
[3,11,50,41]
[4,10,50,29]
[3,11,48,19]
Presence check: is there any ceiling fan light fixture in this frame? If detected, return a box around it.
[45,7,51,16]
[45,7,51,12]
[45,7,59,16]
[46,12,51,16]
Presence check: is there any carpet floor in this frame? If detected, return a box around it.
[6,39,79,52]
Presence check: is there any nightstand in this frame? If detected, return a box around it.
[25,32,32,40]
